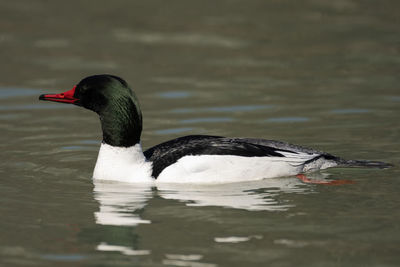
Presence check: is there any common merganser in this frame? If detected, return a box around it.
[39,74,391,183]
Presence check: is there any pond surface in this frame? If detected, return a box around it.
[0,0,400,266]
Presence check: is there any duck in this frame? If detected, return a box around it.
[39,74,391,183]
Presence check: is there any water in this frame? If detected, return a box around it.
[1,0,400,266]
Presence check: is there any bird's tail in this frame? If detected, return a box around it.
[337,158,393,169]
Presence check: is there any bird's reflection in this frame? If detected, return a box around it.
[92,173,334,255]
[93,173,333,226]
[93,181,153,226]
[93,181,154,255]
[156,177,309,211]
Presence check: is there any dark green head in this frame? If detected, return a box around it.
[40,74,143,147]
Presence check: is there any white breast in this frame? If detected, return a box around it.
[156,151,319,184]
[93,143,154,183]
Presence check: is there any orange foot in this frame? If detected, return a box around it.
[296,174,355,185]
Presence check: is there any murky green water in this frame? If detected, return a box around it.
[1,0,400,266]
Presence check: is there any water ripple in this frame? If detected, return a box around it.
[330,109,370,114]
[113,29,247,48]
[158,91,192,99]
[34,57,117,70]
[386,96,400,102]
[264,117,310,123]
[180,117,234,124]
[172,105,273,114]
[34,38,70,48]
[0,88,42,99]
[0,103,73,111]
[41,254,87,261]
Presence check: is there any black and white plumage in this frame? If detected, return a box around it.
[39,75,392,184]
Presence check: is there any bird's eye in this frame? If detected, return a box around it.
[60,93,65,98]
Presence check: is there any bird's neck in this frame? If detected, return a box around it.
[99,100,143,147]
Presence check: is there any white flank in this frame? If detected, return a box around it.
[93,143,154,183]
[92,143,330,184]
[156,151,319,184]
